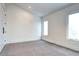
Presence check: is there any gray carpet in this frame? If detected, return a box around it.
[0,40,79,56]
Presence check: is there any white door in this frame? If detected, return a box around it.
[0,3,6,52]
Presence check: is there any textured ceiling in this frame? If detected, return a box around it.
[16,3,73,17]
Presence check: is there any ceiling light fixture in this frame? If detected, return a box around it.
[28,6,31,8]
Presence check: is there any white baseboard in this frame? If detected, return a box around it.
[6,39,41,44]
[43,39,79,52]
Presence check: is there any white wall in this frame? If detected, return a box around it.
[6,4,41,43]
[42,4,79,51]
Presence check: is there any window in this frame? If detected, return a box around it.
[68,12,79,41]
[43,21,48,35]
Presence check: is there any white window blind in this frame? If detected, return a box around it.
[68,12,79,41]
[43,21,48,36]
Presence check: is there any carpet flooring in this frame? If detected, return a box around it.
[0,40,79,56]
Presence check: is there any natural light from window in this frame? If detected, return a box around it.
[43,21,48,36]
[68,12,79,41]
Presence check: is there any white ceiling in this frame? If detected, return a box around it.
[16,3,73,17]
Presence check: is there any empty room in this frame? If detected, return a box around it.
[0,3,79,56]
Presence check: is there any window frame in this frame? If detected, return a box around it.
[43,20,48,36]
